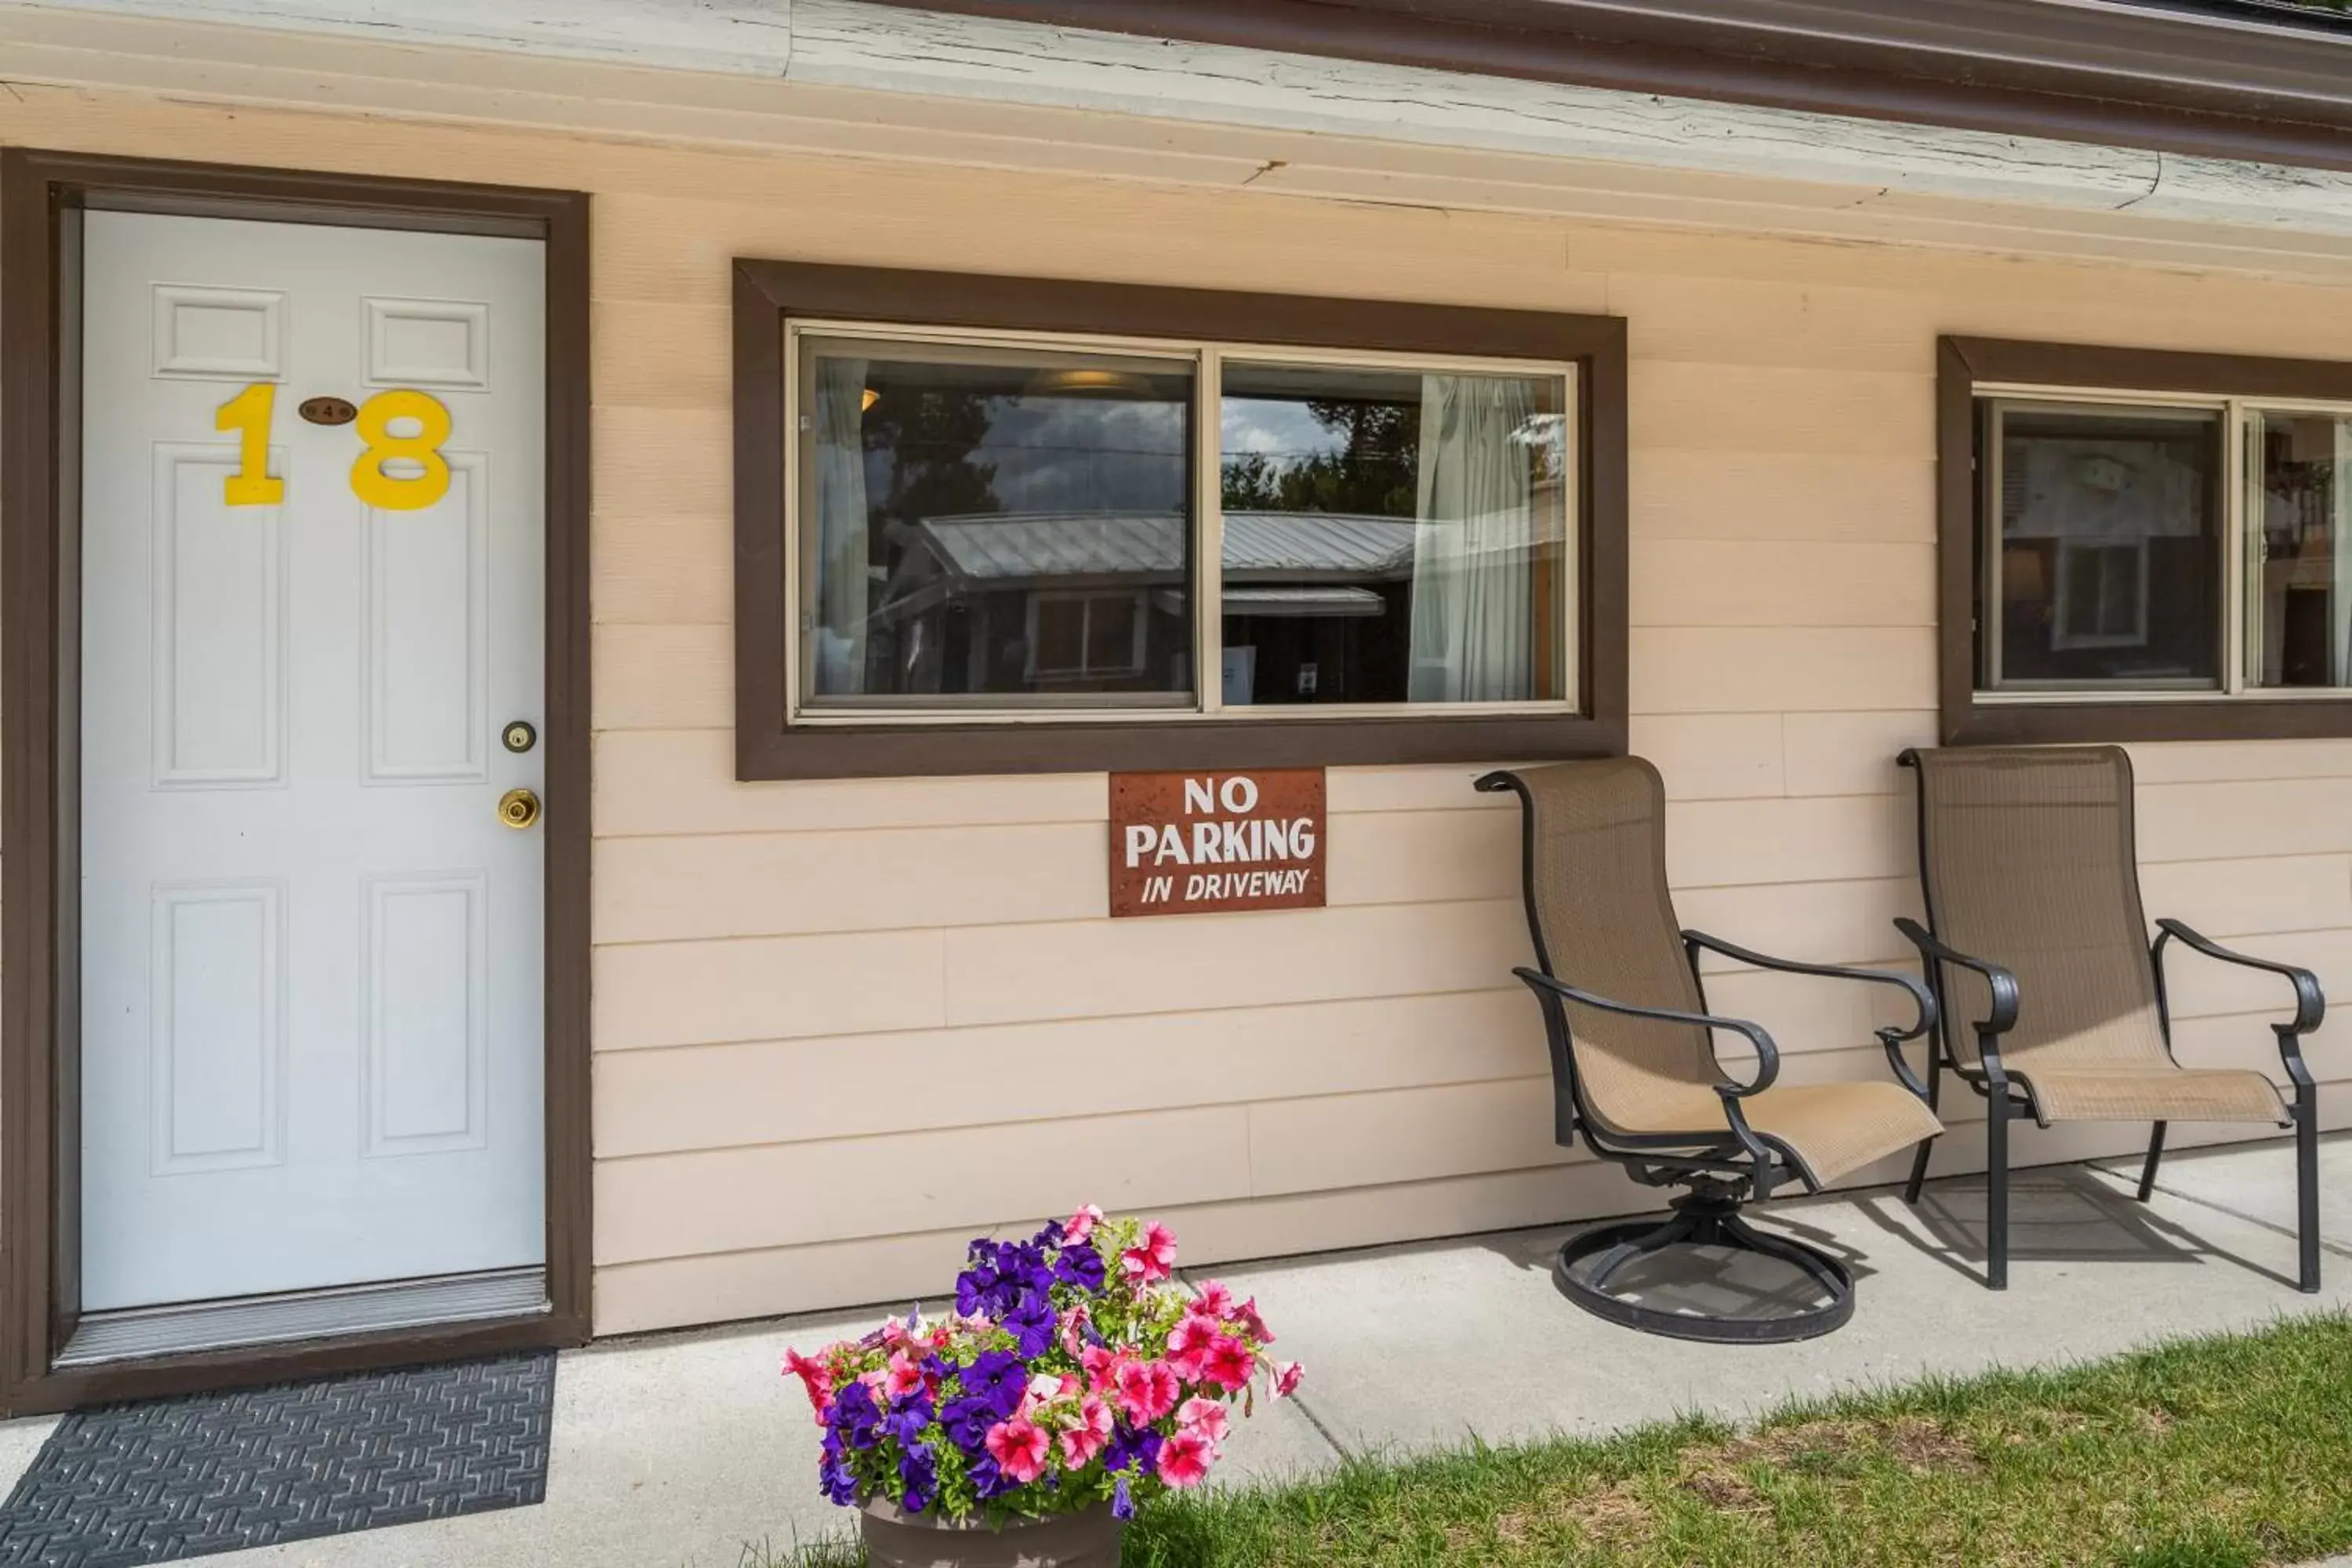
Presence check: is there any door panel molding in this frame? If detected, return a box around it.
[0,149,591,1415]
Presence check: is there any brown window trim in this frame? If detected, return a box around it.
[732,260,1628,779]
[1937,335,2352,746]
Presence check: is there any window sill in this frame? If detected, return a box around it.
[735,710,1626,780]
[1947,696,2352,746]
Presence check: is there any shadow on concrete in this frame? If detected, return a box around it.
[1849,1165,2303,1291]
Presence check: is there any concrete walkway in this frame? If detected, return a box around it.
[2,1133,2346,1566]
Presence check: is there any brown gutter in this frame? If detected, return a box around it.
[869,0,2352,172]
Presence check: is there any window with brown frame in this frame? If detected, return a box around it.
[734,263,1626,779]
[1939,337,2352,746]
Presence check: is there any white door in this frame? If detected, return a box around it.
[79,212,546,1313]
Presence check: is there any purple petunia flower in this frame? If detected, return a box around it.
[1103,1422,1163,1475]
[818,1445,859,1507]
[1033,1218,1066,1250]
[1054,1241,1106,1294]
[964,1349,1029,1417]
[969,1454,1013,1500]
[898,1443,938,1515]
[1002,1294,1056,1359]
[829,1380,884,1451]
[939,1394,998,1454]
[996,1242,1054,1303]
[1112,1476,1134,1520]
[954,1257,1004,1319]
[886,1395,933,1449]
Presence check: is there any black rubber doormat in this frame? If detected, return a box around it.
[0,1351,554,1568]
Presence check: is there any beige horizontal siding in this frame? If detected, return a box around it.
[593,822,1109,943]
[592,512,730,626]
[594,731,1108,837]
[942,899,1534,1027]
[20,84,2352,1340]
[1628,451,1936,543]
[593,930,947,1050]
[593,989,1545,1159]
[1629,627,1939,713]
[1629,364,1936,459]
[1629,540,1936,629]
[1628,713,1788,800]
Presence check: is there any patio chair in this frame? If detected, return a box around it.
[1896,745,2325,1292]
[1477,757,1944,1343]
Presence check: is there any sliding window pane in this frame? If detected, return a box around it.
[2248,410,2352,689]
[1218,361,1571,706]
[800,339,1195,705]
[1983,400,2223,689]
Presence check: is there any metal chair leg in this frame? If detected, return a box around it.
[2136,1121,2166,1203]
[1985,1094,2011,1291]
[2297,1085,2321,1294]
[1904,1139,1935,1207]
[1904,1047,1943,1206]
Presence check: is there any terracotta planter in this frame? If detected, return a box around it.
[860,1497,1124,1568]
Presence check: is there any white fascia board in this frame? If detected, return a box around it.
[9,0,2352,270]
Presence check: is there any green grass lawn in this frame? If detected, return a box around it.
[752,1314,2352,1568]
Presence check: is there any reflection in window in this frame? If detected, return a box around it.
[1981,401,2223,689]
[1218,363,1570,706]
[2249,411,2352,688]
[801,340,1195,703]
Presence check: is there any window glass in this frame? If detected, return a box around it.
[1218,361,1571,706]
[2248,410,2352,688]
[1982,401,2224,689]
[800,339,1195,704]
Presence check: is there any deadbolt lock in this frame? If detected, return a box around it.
[498,787,543,830]
[502,720,537,753]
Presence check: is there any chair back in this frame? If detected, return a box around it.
[1906,746,2169,1073]
[1501,757,1721,1135]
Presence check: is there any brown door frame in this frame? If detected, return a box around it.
[0,150,593,1415]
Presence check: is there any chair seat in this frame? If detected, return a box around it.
[1611,1079,1943,1189]
[2010,1065,2288,1127]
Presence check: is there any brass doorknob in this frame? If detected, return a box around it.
[498,788,542,829]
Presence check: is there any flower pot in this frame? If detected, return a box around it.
[860,1498,1124,1568]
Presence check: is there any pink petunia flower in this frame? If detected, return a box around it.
[1272,1360,1304,1398]
[1157,1428,1215,1489]
[1082,1345,1129,1394]
[1060,1302,1094,1358]
[1061,1395,1113,1469]
[883,1351,926,1402]
[1232,1297,1275,1344]
[781,1347,834,1420]
[986,1417,1053,1485]
[1166,1314,1221,1380]
[1193,1280,1236,1320]
[1175,1396,1230,1443]
[1121,1222,1178,1284]
[1200,1336,1254,1392]
[1064,1204,1103,1244]
[1115,1358,1181,1425]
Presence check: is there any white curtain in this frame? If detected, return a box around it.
[812,357,870,695]
[1407,375,1535,702]
[2336,419,2352,685]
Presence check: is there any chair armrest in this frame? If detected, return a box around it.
[1681,929,1937,1043]
[1683,928,1937,1100]
[2152,919,2325,1087]
[1893,917,2021,1036]
[1512,966,1780,1098]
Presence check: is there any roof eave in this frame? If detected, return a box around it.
[861,0,2352,170]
